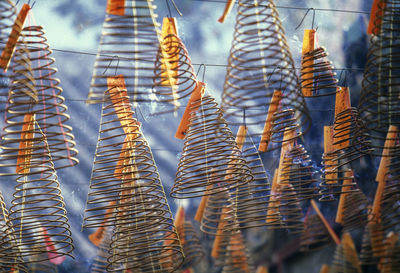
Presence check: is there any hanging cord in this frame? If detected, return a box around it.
[295,8,316,30]
[196,63,207,82]
[103,55,120,76]
[166,0,183,17]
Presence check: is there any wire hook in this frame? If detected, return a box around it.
[166,0,183,17]
[103,55,120,76]
[196,64,206,82]
[295,8,316,30]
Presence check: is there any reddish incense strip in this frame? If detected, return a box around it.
[160,17,179,87]
[16,113,35,175]
[259,90,282,152]
[106,0,125,16]
[311,200,340,245]
[218,0,235,23]
[301,29,316,97]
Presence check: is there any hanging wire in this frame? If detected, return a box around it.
[295,8,316,30]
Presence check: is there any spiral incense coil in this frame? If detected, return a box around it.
[381,182,400,233]
[360,219,387,265]
[300,47,338,97]
[221,0,310,148]
[380,237,400,273]
[152,32,197,115]
[4,130,74,264]
[279,144,319,201]
[269,108,303,148]
[177,221,205,269]
[91,226,112,273]
[0,190,28,273]
[329,233,362,273]
[358,0,400,156]
[87,0,161,104]
[341,188,370,232]
[276,186,304,233]
[171,95,253,198]
[300,214,331,252]
[201,187,236,236]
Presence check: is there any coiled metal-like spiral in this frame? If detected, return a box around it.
[171,95,253,198]
[360,218,387,266]
[300,47,338,97]
[4,130,74,264]
[358,0,400,157]
[177,221,205,270]
[83,87,183,272]
[0,25,78,175]
[91,226,113,273]
[221,0,310,148]
[0,190,28,272]
[276,185,304,233]
[341,188,370,231]
[379,236,400,273]
[87,0,161,104]
[300,214,331,252]
[329,233,362,273]
[152,31,197,115]
[320,108,371,200]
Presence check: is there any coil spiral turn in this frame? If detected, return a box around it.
[360,218,387,266]
[329,233,362,273]
[221,0,310,149]
[177,221,205,270]
[87,0,161,104]
[300,47,338,97]
[91,226,112,273]
[320,108,371,200]
[4,129,74,264]
[0,25,78,175]
[83,87,183,272]
[0,190,28,273]
[300,214,331,252]
[152,31,197,115]
[341,187,370,231]
[276,185,304,233]
[172,95,253,198]
[358,0,400,156]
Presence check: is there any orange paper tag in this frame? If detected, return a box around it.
[16,113,35,175]
[311,200,341,245]
[175,82,205,139]
[256,266,268,273]
[160,17,179,87]
[367,0,386,35]
[88,201,116,246]
[376,125,398,183]
[266,169,280,223]
[277,127,296,185]
[211,207,230,258]
[194,183,213,222]
[228,233,249,272]
[333,87,351,150]
[324,126,337,183]
[259,90,282,152]
[319,265,329,273]
[235,125,247,151]
[218,0,235,23]
[0,4,30,72]
[335,170,353,224]
[301,29,316,97]
[106,0,125,16]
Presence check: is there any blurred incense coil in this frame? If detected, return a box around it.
[5,129,74,264]
[0,190,28,272]
[177,221,205,270]
[91,226,112,273]
[171,95,253,198]
[279,144,319,201]
[87,0,161,104]
[341,187,370,231]
[152,31,197,115]
[381,181,400,233]
[0,26,78,175]
[269,108,304,150]
[358,0,400,156]
[379,236,400,273]
[329,233,362,273]
[300,214,332,252]
[276,185,304,233]
[300,47,338,97]
[360,218,387,266]
[221,0,310,149]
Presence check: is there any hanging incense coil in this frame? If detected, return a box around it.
[91,226,112,273]
[4,130,74,264]
[221,0,310,148]
[279,144,319,201]
[360,218,387,266]
[300,47,338,97]
[177,221,205,269]
[329,234,362,273]
[171,95,253,198]
[300,214,332,252]
[358,1,400,157]
[276,185,304,233]
[0,190,28,272]
[152,32,197,115]
[269,108,304,149]
[380,237,400,273]
[87,0,161,104]
[341,188,370,232]
[381,182,400,233]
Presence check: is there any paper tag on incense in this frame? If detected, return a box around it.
[175,82,205,139]
[333,87,351,150]
[218,0,235,23]
[235,125,247,151]
[301,29,316,97]
[277,127,296,185]
[16,113,35,175]
[324,126,337,183]
[160,17,179,87]
[259,90,282,152]
[106,0,125,16]
[0,4,30,72]
[229,233,250,272]
[266,169,280,224]
[211,207,230,258]
[367,0,386,35]
[335,170,353,224]
[376,125,398,183]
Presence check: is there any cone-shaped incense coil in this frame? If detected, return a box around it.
[91,226,112,273]
[0,190,28,272]
[279,144,319,201]
[5,129,74,264]
[87,0,161,104]
[382,182,400,233]
[300,46,338,97]
[341,187,370,232]
[177,221,205,269]
[358,1,400,156]
[221,0,310,147]
[171,95,253,198]
[329,233,362,273]
[360,221,385,266]
[300,214,332,252]
[152,22,197,114]
[276,185,304,233]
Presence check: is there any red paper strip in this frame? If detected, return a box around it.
[367,0,386,35]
